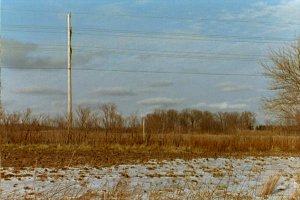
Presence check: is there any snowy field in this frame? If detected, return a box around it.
[1,157,300,199]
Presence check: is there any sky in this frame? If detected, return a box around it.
[1,0,300,123]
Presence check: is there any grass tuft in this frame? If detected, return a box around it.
[260,174,280,197]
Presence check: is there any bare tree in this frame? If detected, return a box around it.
[75,106,99,130]
[262,39,300,124]
[126,112,140,138]
[100,103,124,134]
[239,111,256,130]
[52,115,67,129]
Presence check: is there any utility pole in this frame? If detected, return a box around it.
[67,13,72,134]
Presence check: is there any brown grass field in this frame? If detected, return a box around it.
[1,129,300,168]
[2,129,300,199]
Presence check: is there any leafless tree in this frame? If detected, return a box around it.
[239,111,256,130]
[75,106,99,142]
[126,112,140,138]
[75,106,99,130]
[52,115,67,129]
[262,39,300,124]
[100,103,124,137]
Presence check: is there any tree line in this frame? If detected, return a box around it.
[0,103,256,134]
[145,109,255,133]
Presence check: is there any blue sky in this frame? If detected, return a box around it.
[1,0,300,122]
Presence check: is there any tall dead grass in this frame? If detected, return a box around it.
[1,107,300,154]
[2,129,300,154]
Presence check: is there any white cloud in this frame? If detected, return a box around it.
[92,87,136,96]
[51,100,65,108]
[234,97,260,104]
[15,87,66,96]
[3,100,16,107]
[137,88,158,94]
[75,99,101,109]
[137,97,184,107]
[135,0,150,5]
[1,39,64,69]
[216,81,253,92]
[249,0,300,22]
[95,3,128,15]
[196,102,248,110]
[209,102,247,110]
[1,38,97,69]
[148,80,173,88]
[221,0,300,26]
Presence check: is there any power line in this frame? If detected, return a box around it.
[74,45,267,58]
[73,46,268,59]
[2,25,296,44]
[75,49,265,62]
[74,31,295,44]
[2,8,300,27]
[3,44,268,62]
[0,66,264,77]
[2,28,294,45]
[3,43,266,57]
[74,67,264,77]
[1,49,267,63]
[3,28,65,34]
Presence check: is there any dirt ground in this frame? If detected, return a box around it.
[1,145,298,168]
[0,145,202,168]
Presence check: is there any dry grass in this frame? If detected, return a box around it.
[2,129,300,154]
[1,154,296,199]
[3,131,300,168]
[2,114,300,169]
[290,173,300,200]
[22,178,254,200]
[260,174,281,197]
[290,188,300,200]
[1,110,299,199]
[295,174,300,186]
[0,107,299,156]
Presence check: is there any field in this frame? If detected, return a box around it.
[1,129,300,199]
[0,109,299,199]
[2,156,300,199]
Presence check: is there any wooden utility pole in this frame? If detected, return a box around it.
[67,13,72,134]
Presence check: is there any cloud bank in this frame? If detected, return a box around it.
[196,102,248,110]
[148,80,173,88]
[15,87,66,96]
[92,87,137,96]
[216,81,253,92]
[138,97,184,107]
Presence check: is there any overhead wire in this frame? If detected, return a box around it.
[2,8,300,27]
[3,44,268,62]
[2,24,296,44]
[73,67,264,77]
[0,9,288,78]
[0,66,264,77]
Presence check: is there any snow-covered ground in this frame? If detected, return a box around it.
[1,157,300,199]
